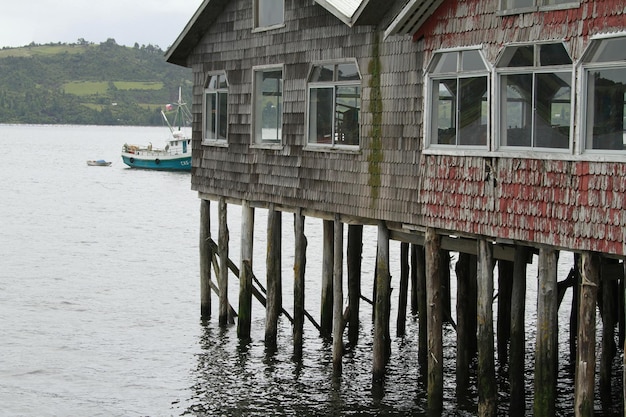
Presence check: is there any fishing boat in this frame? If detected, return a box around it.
[121,89,192,171]
[87,159,112,166]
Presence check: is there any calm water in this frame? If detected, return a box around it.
[0,124,621,416]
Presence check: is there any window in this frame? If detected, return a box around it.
[496,43,572,150]
[427,49,489,147]
[582,36,626,152]
[203,74,228,143]
[254,67,283,144]
[499,0,577,13]
[308,62,361,147]
[254,0,284,29]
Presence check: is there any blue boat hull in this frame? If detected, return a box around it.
[121,153,191,171]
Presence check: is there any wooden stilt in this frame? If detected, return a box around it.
[415,244,427,373]
[425,227,443,413]
[497,259,514,366]
[575,251,600,415]
[332,215,344,374]
[218,197,232,326]
[509,246,528,416]
[347,224,363,347]
[534,248,558,417]
[455,252,472,397]
[199,199,212,318]
[237,200,254,338]
[441,250,452,324]
[373,222,391,384]
[397,242,409,337]
[411,244,418,316]
[320,219,334,338]
[293,209,306,359]
[600,264,617,398]
[265,206,282,349]
[477,239,497,417]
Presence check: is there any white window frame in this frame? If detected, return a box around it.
[253,0,285,32]
[306,60,362,150]
[495,42,574,153]
[580,34,626,156]
[203,73,229,146]
[497,0,579,15]
[424,47,491,151]
[252,65,284,148]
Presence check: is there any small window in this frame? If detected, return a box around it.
[308,62,361,147]
[582,37,626,152]
[427,49,489,148]
[499,0,578,13]
[254,67,283,144]
[254,0,284,29]
[203,74,228,143]
[496,43,572,150]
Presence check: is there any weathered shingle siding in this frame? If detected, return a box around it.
[416,0,626,255]
[190,0,423,225]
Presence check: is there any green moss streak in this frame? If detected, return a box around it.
[367,34,383,207]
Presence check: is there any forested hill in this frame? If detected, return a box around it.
[0,39,192,126]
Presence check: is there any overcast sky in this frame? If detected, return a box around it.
[0,0,202,50]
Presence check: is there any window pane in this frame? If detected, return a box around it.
[257,0,284,27]
[218,92,228,139]
[587,68,626,150]
[586,38,626,63]
[308,88,333,144]
[461,50,486,72]
[501,46,534,67]
[431,79,457,145]
[539,43,571,66]
[255,70,282,143]
[501,0,534,8]
[502,74,532,146]
[534,72,571,148]
[459,77,488,145]
[335,86,360,145]
[218,75,228,89]
[205,92,217,139]
[310,65,334,82]
[432,52,458,74]
[337,63,360,81]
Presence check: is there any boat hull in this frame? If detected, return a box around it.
[121,152,191,171]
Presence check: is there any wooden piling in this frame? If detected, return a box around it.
[414,244,428,372]
[218,197,232,326]
[321,219,334,338]
[509,246,528,415]
[410,244,418,316]
[425,228,443,413]
[600,262,617,398]
[373,222,391,383]
[265,206,282,349]
[237,200,254,338]
[575,251,600,415]
[570,253,580,364]
[497,259,514,366]
[477,239,497,417]
[455,251,472,397]
[534,248,558,417]
[199,199,212,318]
[293,209,306,358]
[332,215,344,374]
[397,242,409,337]
[347,224,363,346]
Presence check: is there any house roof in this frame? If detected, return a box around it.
[166,0,401,66]
[384,0,444,39]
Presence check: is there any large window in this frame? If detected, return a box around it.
[427,49,489,147]
[203,74,228,143]
[582,36,626,152]
[254,67,283,144]
[496,43,572,150]
[254,0,284,29]
[308,62,361,147]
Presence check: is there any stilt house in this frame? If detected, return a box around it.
[167,0,626,414]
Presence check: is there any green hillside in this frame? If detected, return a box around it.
[0,39,192,125]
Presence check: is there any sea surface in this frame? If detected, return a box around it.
[0,124,622,416]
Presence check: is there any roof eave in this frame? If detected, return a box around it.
[384,0,444,39]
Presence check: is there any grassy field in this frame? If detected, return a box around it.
[0,44,88,58]
[63,81,165,96]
